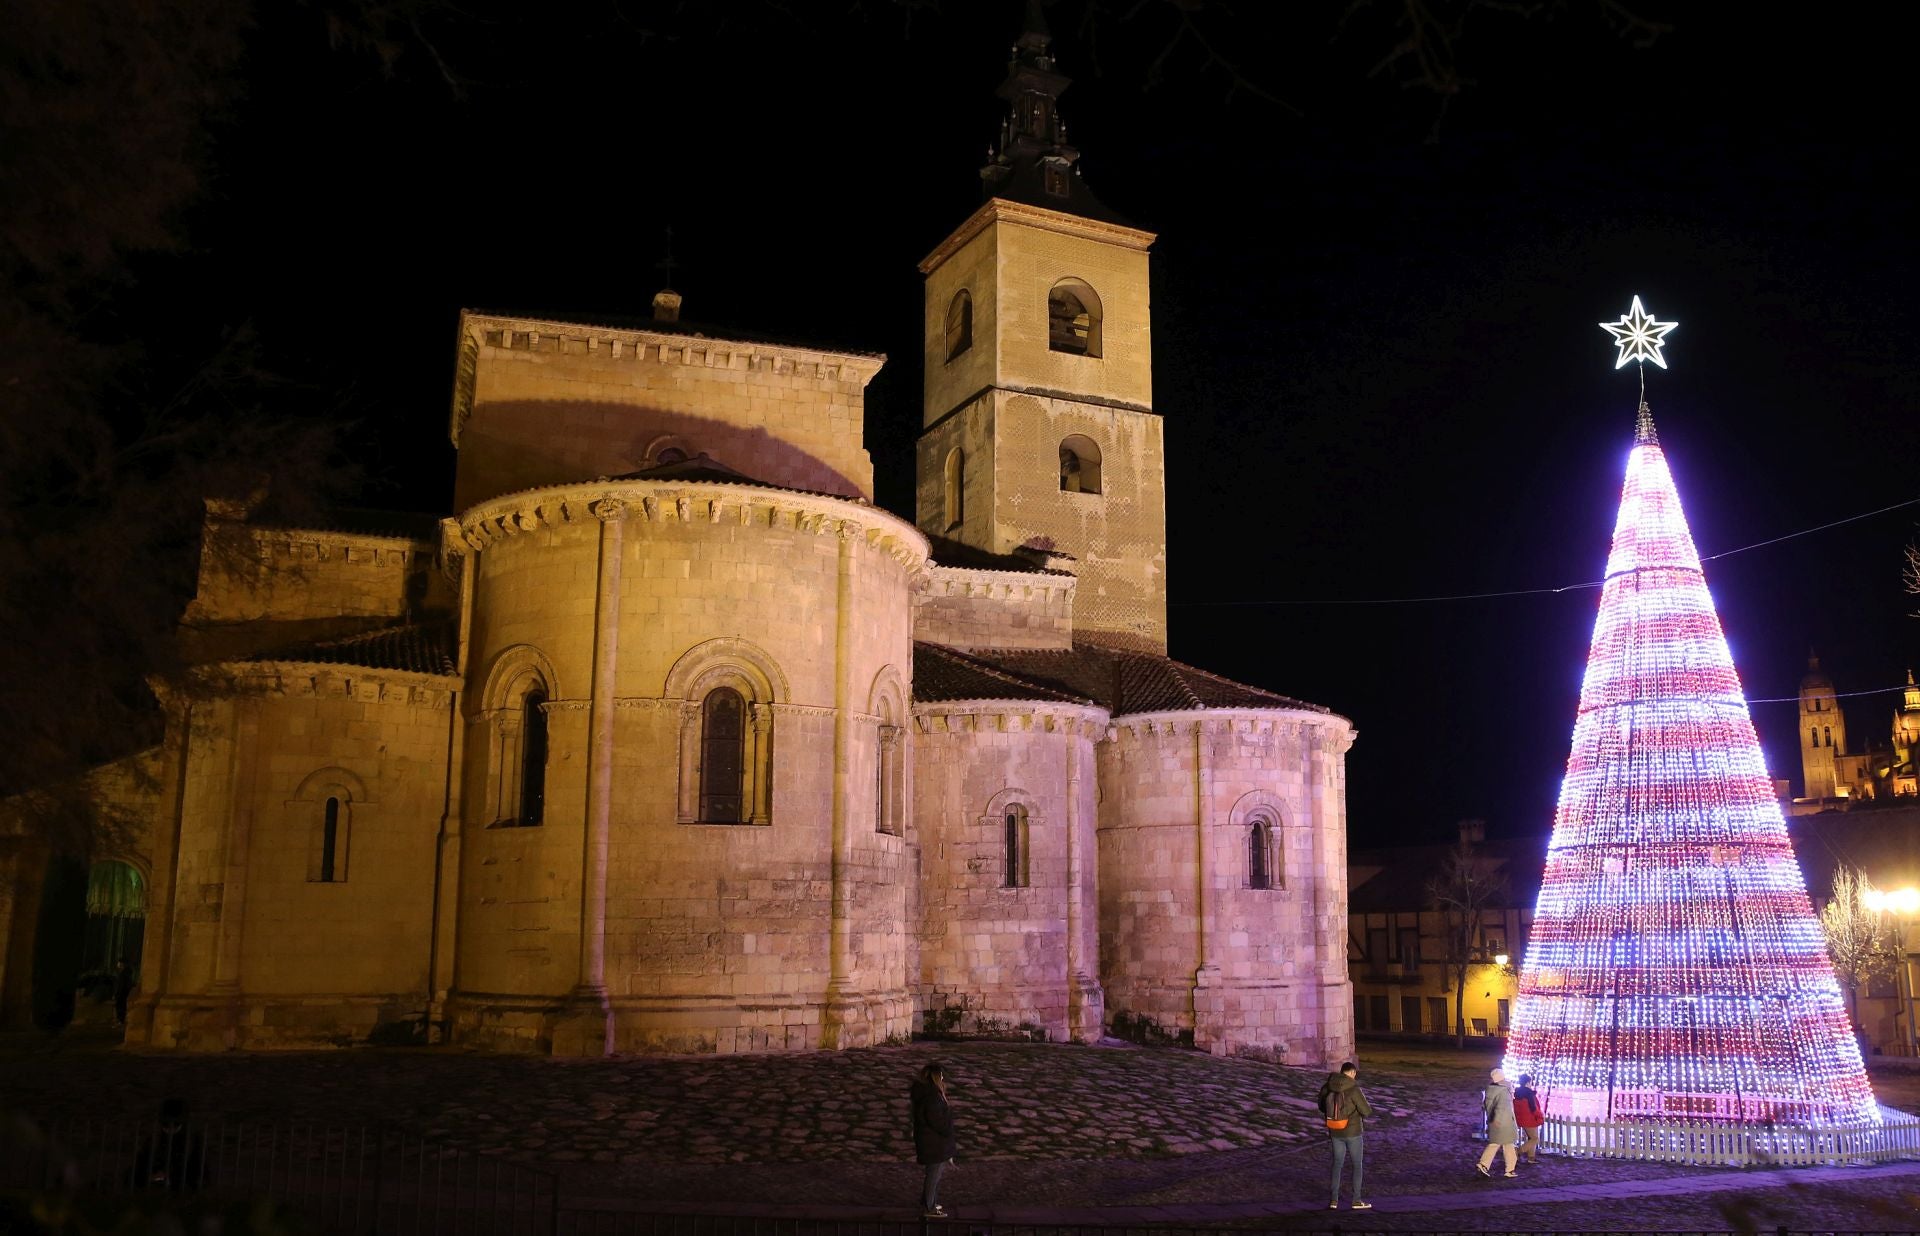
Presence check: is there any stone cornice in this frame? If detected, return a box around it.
[923,564,1077,597]
[242,526,435,562]
[206,661,460,707]
[455,479,930,572]
[911,701,1110,738]
[453,310,886,445]
[1109,708,1358,753]
[918,198,1157,274]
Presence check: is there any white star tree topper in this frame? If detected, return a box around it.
[1600,295,1678,369]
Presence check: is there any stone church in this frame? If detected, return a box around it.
[0,13,1357,1059]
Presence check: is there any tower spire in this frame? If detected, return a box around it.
[977,2,1124,223]
[1634,399,1658,446]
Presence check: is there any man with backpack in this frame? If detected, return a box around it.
[1316,1061,1374,1210]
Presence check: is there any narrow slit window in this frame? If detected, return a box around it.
[700,688,747,823]
[1004,806,1029,888]
[519,690,548,824]
[1249,818,1272,890]
[320,797,340,883]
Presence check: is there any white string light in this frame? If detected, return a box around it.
[1502,428,1880,1128]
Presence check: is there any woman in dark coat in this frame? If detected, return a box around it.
[908,1062,956,1217]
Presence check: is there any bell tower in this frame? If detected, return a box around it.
[914,1,1168,652]
[1799,652,1845,799]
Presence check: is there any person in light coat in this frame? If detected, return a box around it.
[1475,1068,1518,1178]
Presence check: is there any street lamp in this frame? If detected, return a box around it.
[1493,954,1509,967]
[1864,885,1920,1057]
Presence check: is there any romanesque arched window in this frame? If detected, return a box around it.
[1004,805,1030,888]
[1825,726,1833,748]
[946,289,973,361]
[292,766,367,881]
[1048,278,1102,357]
[518,690,549,825]
[1059,434,1102,494]
[667,637,786,827]
[478,645,559,829]
[944,447,964,530]
[1811,726,1820,747]
[1248,816,1275,890]
[700,688,748,823]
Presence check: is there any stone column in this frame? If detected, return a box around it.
[1064,719,1102,1040]
[1310,723,1356,1062]
[426,686,464,1042]
[204,698,263,1047]
[1192,718,1226,1054]
[555,498,621,1056]
[122,694,193,1045]
[822,524,862,1047]
[749,704,773,825]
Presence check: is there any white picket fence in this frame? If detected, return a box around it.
[1543,1110,1920,1167]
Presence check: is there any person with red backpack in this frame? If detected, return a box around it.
[1513,1074,1545,1164]
[1316,1061,1374,1210]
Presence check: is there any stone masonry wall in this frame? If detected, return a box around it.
[137,672,456,1050]
[451,479,925,1053]
[1097,709,1356,1064]
[453,313,882,511]
[910,704,1106,1042]
[911,565,1075,651]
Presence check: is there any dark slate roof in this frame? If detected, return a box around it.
[608,452,867,503]
[1347,834,1550,915]
[912,643,1097,705]
[924,535,1069,576]
[247,621,459,677]
[469,307,886,361]
[968,645,1328,716]
[984,168,1134,228]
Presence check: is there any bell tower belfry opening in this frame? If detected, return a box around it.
[914,2,1168,652]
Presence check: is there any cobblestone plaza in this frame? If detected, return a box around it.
[8,1035,1919,1231]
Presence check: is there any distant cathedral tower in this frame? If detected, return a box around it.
[1799,652,1847,799]
[914,1,1168,652]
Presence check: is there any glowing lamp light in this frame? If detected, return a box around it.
[1503,399,1880,1129]
[1494,954,1511,967]
[1866,887,1920,916]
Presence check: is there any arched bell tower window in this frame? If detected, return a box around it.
[1059,434,1102,494]
[1004,805,1030,888]
[945,289,973,361]
[1047,278,1103,358]
[944,447,965,530]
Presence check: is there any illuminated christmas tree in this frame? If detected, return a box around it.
[1504,300,1879,1128]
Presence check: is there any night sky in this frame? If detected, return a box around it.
[160,3,1918,846]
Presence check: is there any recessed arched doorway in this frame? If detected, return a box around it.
[31,858,146,1031]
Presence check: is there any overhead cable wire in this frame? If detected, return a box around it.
[1174,494,1920,608]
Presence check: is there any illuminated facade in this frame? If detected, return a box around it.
[1505,405,1879,1127]
[0,8,1356,1061]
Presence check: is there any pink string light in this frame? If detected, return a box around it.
[1504,427,1879,1127]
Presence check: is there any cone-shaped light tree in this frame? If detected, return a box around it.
[1504,400,1879,1127]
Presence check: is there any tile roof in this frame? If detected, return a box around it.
[467,307,887,361]
[912,643,1097,706]
[924,535,1071,576]
[965,645,1329,716]
[246,620,459,677]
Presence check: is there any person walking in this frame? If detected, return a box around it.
[1476,1068,1518,1178]
[1513,1074,1545,1164]
[1316,1061,1374,1210]
[112,961,135,1026]
[908,1062,956,1218]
